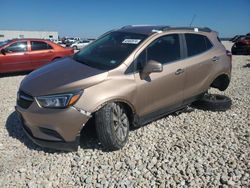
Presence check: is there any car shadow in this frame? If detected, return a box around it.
[5,111,101,153]
[0,71,31,78]
[79,117,101,150]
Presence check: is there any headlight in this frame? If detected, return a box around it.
[36,90,82,108]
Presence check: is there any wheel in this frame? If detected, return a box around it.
[95,103,129,151]
[192,93,232,112]
[73,46,78,50]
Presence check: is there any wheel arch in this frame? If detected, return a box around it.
[93,98,136,124]
[210,73,230,91]
[52,57,61,61]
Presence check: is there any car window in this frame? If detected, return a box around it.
[185,34,213,57]
[205,36,213,49]
[0,40,11,47]
[5,41,28,53]
[31,41,53,51]
[135,34,181,71]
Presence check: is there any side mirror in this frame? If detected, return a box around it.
[0,48,6,55]
[140,60,163,79]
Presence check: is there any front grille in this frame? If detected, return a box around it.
[17,90,34,109]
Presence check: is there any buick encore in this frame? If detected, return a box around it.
[16,25,232,151]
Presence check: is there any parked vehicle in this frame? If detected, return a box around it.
[65,40,75,47]
[16,25,232,151]
[53,40,63,44]
[0,39,74,73]
[70,40,91,50]
[231,36,250,55]
[230,35,246,42]
[230,35,239,42]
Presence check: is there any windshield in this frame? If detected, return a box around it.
[73,32,147,70]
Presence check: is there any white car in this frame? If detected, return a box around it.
[70,40,91,50]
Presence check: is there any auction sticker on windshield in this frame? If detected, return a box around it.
[122,39,141,44]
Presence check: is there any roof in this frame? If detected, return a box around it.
[9,38,51,41]
[118,25,168,35]
[117,25,212,35]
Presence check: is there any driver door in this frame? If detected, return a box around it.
[133,34,185,121]
[0,41,30,73]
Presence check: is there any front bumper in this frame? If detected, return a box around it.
[15,102,91,151]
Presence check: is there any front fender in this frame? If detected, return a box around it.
[74,75,137,114]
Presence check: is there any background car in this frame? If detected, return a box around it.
[0,38,74,74]
[230,35,246,42]
[231,36,250,55]
[70,40,91,50]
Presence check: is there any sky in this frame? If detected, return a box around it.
[0,0,249,38]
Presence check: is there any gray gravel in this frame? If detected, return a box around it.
[0,42,249,187]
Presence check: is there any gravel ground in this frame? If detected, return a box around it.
[0,42,249,188]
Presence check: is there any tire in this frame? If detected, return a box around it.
[73,46,78,50]
[192,93,232,112]
[95,103,129,151]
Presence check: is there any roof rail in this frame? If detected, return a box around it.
[121,25,154,29]
[163,27,212,32]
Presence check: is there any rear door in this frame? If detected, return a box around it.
[0,41,30,73]
[181,33,214,100]
[29,40,55,69]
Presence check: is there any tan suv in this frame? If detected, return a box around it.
[15,25,232,151]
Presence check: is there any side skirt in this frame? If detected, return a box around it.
[134,93,204,126]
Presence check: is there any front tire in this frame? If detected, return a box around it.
[95,103,129,151]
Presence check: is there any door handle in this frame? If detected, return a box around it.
[212,56,219,62]
[175,69,184,75]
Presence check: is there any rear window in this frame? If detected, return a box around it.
[31,41,53,51]
[185,34,213,57]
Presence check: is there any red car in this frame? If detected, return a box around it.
[0,39,74,73]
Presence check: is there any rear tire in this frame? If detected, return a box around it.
[95,103,129,151]
[192,93,232,111]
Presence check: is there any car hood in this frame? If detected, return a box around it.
[20,57,108,96]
